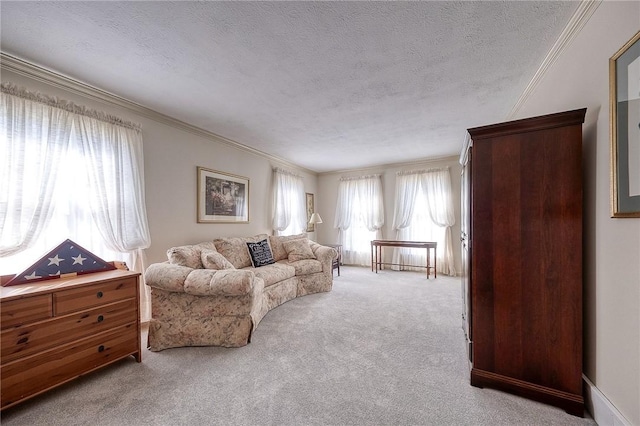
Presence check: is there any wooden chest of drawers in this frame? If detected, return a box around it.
[0,270,141,410]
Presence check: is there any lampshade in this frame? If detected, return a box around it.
[309,213,323,224]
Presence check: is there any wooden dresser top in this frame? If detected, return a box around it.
[1,269,140,301]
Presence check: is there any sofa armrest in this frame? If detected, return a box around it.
[309,242,338,272]
[145,262,192,293]
[184,269,257,297]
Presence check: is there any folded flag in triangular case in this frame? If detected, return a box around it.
[3,239,116,286]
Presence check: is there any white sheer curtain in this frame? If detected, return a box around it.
[0,84,152,320]
[272,168,306,236]
[334,175,384,265]
[74,115,151,273]
[392,168,456,275]
[0,89,74,256]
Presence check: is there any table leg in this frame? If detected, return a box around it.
[426,247,430,279]
[434,247,437,278]
[371,243,374,272]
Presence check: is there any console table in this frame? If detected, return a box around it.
[370,240,437,278]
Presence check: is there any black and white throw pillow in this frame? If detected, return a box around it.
[246,239,276,267]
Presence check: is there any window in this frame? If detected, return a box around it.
[0,142,123,275]
[272,168,306,236]
[392,168,456,275]
[334,175,384,266]
[342,204,379,266]
[393,189,447,271]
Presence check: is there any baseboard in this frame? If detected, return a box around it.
[583,375,632,426]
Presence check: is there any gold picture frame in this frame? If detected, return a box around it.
[197,167,249,223]
[306,193,314,232]
[610,30,640,218]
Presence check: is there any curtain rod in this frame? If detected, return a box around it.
[273,167,302,178]
[1,82,142,132]
[339,174,381,181]
[397,166,449,176]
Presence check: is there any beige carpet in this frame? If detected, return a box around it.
[1,266,596,425]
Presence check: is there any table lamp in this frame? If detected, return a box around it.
[309,213,323,225]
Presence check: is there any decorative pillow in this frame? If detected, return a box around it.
[282,238,316,262]
[246,239,276,267]
[269,233,307,261]
[167,244,207,269]
[214,234,269,269]
[201,250,235,270]
[166,242,217,269]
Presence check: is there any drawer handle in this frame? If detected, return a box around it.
[97,315,104,323]
[96,291,103,299]
[98,345,105,353]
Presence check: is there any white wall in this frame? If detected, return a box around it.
[513,2,640,424]
[1,69,319,266]
[317,156,462,274]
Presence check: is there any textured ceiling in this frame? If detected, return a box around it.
[0,1,580,173]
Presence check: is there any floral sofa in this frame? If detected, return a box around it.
[144,233,338,351]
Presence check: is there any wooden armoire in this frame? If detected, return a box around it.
[460,108,586,416]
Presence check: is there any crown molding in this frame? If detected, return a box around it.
[507,0,602,120]
[0,53,317,175]
[318,154,460,177]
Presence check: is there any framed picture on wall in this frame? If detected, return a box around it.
[306,193,314,232]
[610,30,640,218]
[197,167,249,223]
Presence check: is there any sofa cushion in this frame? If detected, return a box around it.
[184,269,256,296]
[269,233,307,261]
[245,263,295,287]
[281,259,323,276]
[167,242,217,269]
[214,234,268,269]
[201,250,235,270]
[246,239,276,267]
[283,238,316,262]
